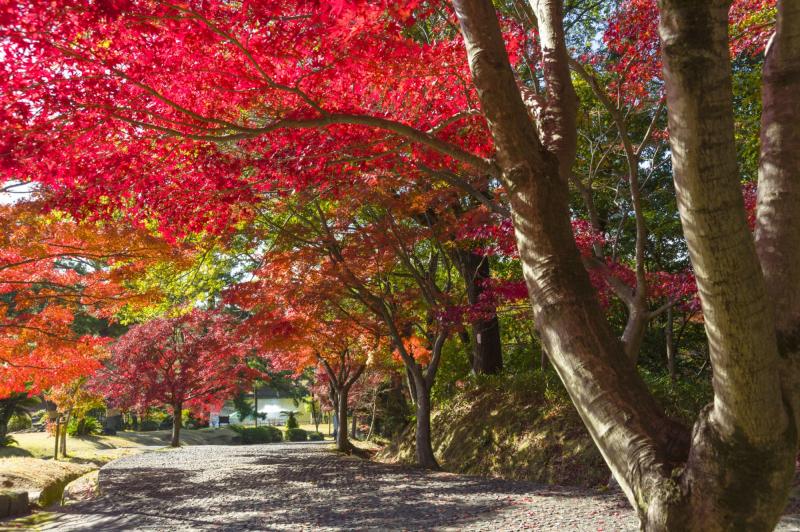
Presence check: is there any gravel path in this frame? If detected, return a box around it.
[40,443,799,531]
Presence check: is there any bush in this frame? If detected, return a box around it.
[8,413,31,433]
[285,428,308,442]
[67,416,102,436]
[139,419,160,431]
[283,411,299,429]
[307,431,324,441]
[0,434,17,447]
[240,426,283,444]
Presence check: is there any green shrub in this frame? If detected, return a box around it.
[285,428,307,442]
[139,419,160,431]
[240,426,283,444]
[0,434,17,447]
[7,413,31,433]
[640,368,712,423]
[228,424,245,434]
[307,431,324,441]
[283,411,299,429]
[67,416,102,436]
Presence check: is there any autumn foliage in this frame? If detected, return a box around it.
[92,310,258,418]
[0,200,176,397]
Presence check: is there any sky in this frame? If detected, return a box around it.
[0,181,34,205]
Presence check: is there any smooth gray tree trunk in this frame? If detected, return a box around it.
[171,402,182,447]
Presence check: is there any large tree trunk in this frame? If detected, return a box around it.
[453,0,687,516]
[171,402,182,447]
[655,1,797,527]
[452,0,798,528]
[755,0,800,435]
[456,250,503,374]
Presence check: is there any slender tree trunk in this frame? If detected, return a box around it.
[310,394,320,432]
[253,383,259,428]
[621,307,649,364]
[53,417,60,459]
[335,387,351,452]
[455,250,503,374]
[171,402,182,447]
[59,408,71,457]
[665,307,676,382]
[366,388,378,441]
[405,367,417,406]
[410,367,438,469]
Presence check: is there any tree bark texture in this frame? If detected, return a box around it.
[452,1,689,520]
[453,0,800,528]
[755,0,800,435]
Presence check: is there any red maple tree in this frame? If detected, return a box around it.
[92,310,259,446]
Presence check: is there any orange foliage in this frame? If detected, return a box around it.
[0,200,183,397]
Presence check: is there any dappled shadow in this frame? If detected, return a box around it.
[41,443,639,531]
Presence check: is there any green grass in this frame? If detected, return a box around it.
[0,427,242,462]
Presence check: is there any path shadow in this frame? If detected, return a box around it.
[47,444,635,531]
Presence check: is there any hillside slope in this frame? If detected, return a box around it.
[377,373,610,487]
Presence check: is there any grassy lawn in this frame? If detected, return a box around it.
[1,427,242,462]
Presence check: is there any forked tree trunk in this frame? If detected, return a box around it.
[653,1,797,527]
[171,402,182,447]
[452,0,798,529]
